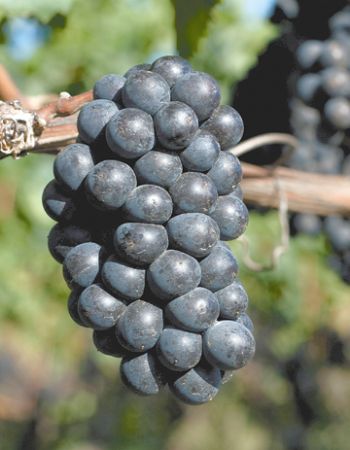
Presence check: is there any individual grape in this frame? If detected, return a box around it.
[120,352,165,395]
[216,280,248,320]
[209,196,249,240]
[320,39,348,67]
[105,108,155,159]
[324,97,350,130]
[292,213,322,236]
[208,152,242,195]
[54,143,95,192]
[172,71,221,121]
[227,185,243,201]
[93,328,128,358]
[48,224,92,263]
[147,250,201,301]
[122,185,173,224]
[324,216,350,252]
[134,150,183,188]
[122,70,170,115]
[78,284,126,330]
[116,300,163,352]
[151,55,192,87]
[330,9,350,36]
[236,313,254,334]
[102,255,145,301]
[93,74,125,102]
[42,180,77,223]
[180,130,220,172]
[295,73,321,104]
[169,364,222,405]
[200,243,238,291]
[77,99,118,144]
[203,321,255,370]
[166,213,219,258]
[67,289,88,327]
[201,105,244,150]
[169,172,218,214]
[165,287,220,332]
[63,242,105,289]
[84,160,136,210]
[156,327,202,371]
[114,222,168,267]
[321,67,350,97]
[296,40,323,70]
[154,101,199,150]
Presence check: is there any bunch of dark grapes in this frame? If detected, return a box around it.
[288,7,350,281]
[42,56,255,405]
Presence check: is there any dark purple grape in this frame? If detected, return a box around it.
[93,328,128,357]
[77,99,118,144]
[134,150,183,188]
[296,40,323,70]
[165,287,219,332]
[147,250,201,301]
[84,160,136,210]
[54,143,95,192]
[321,67,350,97]
[156,327,202,371]
[324,97,350,130]
[216,280,248,320]
[227,185,243,201]
[235,313,254,334]
[200,243,238,291]
[172,71,221,121]
[106,108,155,159]
[208,152,242,195]
[320,39,348,67]
[102,255,145,301]
[295,73,321,104]
[122,185,173,224]
[180,130,220,172]
[154,101,199,150]
[122,70,170,115]
[116,300,163,352]
[166,213,219,258]
[67,289,88,327]
[210,196,249,240]
[169,172,218,214]
[93,74,125,102]
[42,180,77,223]
[201,105,244,150]
[114,222,168,267]
[151,55,192,87]
[124,63,152,78]
[48,224,92,263]
[203,321,255,370]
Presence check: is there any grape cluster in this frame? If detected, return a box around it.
[288,7,350,280]
[42,56,255,405]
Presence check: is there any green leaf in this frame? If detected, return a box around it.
[171,0,221,58]
[0,0,74,22]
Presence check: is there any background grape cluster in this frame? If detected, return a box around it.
[42,55,255,405]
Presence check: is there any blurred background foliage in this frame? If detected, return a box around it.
[0,0,350,449]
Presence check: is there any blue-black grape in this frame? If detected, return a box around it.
[63,242,105,289]
[324,97,350,129]
[133,150,183,188]
[122,70,170,115]
[216,279,248,320]
[203,320,255,370]
[236,313,254,334]
[114,222,168,267]
[54,143,95,192]
[93,328,129,357]
[84,160,136,210]
[166,213,219,258]
[147,250,201,301]
[169,172,218,214]
[122,185,173,224]
[48,224,92,263]
[208,152,242,195]
[171,71,221,122]
[151,55,192,87]
[78,283,126,330]
[296,40,323,70]
[169,364,222,405]
[67,289,88,327]
[120,352,165,395]
[124,63,151,78]
[320,39,348,67]
[165,287,219,332]
[106,108,155,159]
[116,300,163,352]
[102,255,145,301]
[93,73,125,102]
[156,327,202,371]
[200,243,238,291]
[77,99,118,144]
[210,196,249,240]
[201,105,244,150]
[180,130,220,172]
[42,180,77,223]
[154,101,198,150]
[321,67,350,97]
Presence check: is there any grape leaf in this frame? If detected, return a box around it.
[0,0,74,22]
[171,0,221,58]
